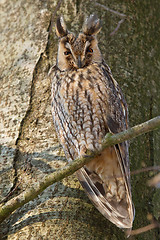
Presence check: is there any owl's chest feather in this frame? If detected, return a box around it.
[51,64,115,157]
[53,65,109,115]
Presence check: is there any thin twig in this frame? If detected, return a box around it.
[131,166,160,176]
[89,166,160,181]
[109,165,160,180]
[127,221,160,236]
[110,19,125,36]
[102,116,160,150]
[94,2,127,36]
[94,2,126,18]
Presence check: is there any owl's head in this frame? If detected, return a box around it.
[55,14,102,71]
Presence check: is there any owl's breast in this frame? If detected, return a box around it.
[51,65,111,159]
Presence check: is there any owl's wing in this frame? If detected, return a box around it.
[76,62,134,229]
[76,148,134,229]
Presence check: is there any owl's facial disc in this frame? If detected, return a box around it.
[57,32,102,71]
[64,38,93,68]
[56,15,102,71]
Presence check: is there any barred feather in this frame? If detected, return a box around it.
[49,15,134,230]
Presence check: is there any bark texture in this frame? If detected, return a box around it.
[0,0,159,239]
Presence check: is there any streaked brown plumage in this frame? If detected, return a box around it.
[49,14,134,229]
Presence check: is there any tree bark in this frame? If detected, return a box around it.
[0,0,160,239]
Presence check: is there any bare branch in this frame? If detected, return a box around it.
[126,221,160,236]
[94,2,126,18]
[0,116,160,224]
[131,166,160,176]
[102,116,160,150]
[110,19,125,36]
[93,2,128,36]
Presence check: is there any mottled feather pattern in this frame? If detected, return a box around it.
[49,14,134,229]
[51,64,111,157]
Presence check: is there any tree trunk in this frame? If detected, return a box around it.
[0,0,159,239]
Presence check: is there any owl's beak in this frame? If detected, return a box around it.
[77,56,82,68]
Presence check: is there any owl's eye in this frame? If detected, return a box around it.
[87,47,93,53]
[64,50,71,55]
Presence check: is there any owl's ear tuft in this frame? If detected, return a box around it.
[82,14,101,36]
[56,16,68,38]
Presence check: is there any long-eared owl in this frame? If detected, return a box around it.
[49,14,134,229]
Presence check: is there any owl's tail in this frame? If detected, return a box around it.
[76,160,134,230]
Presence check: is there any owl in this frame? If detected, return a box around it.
[49,14,134,229]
